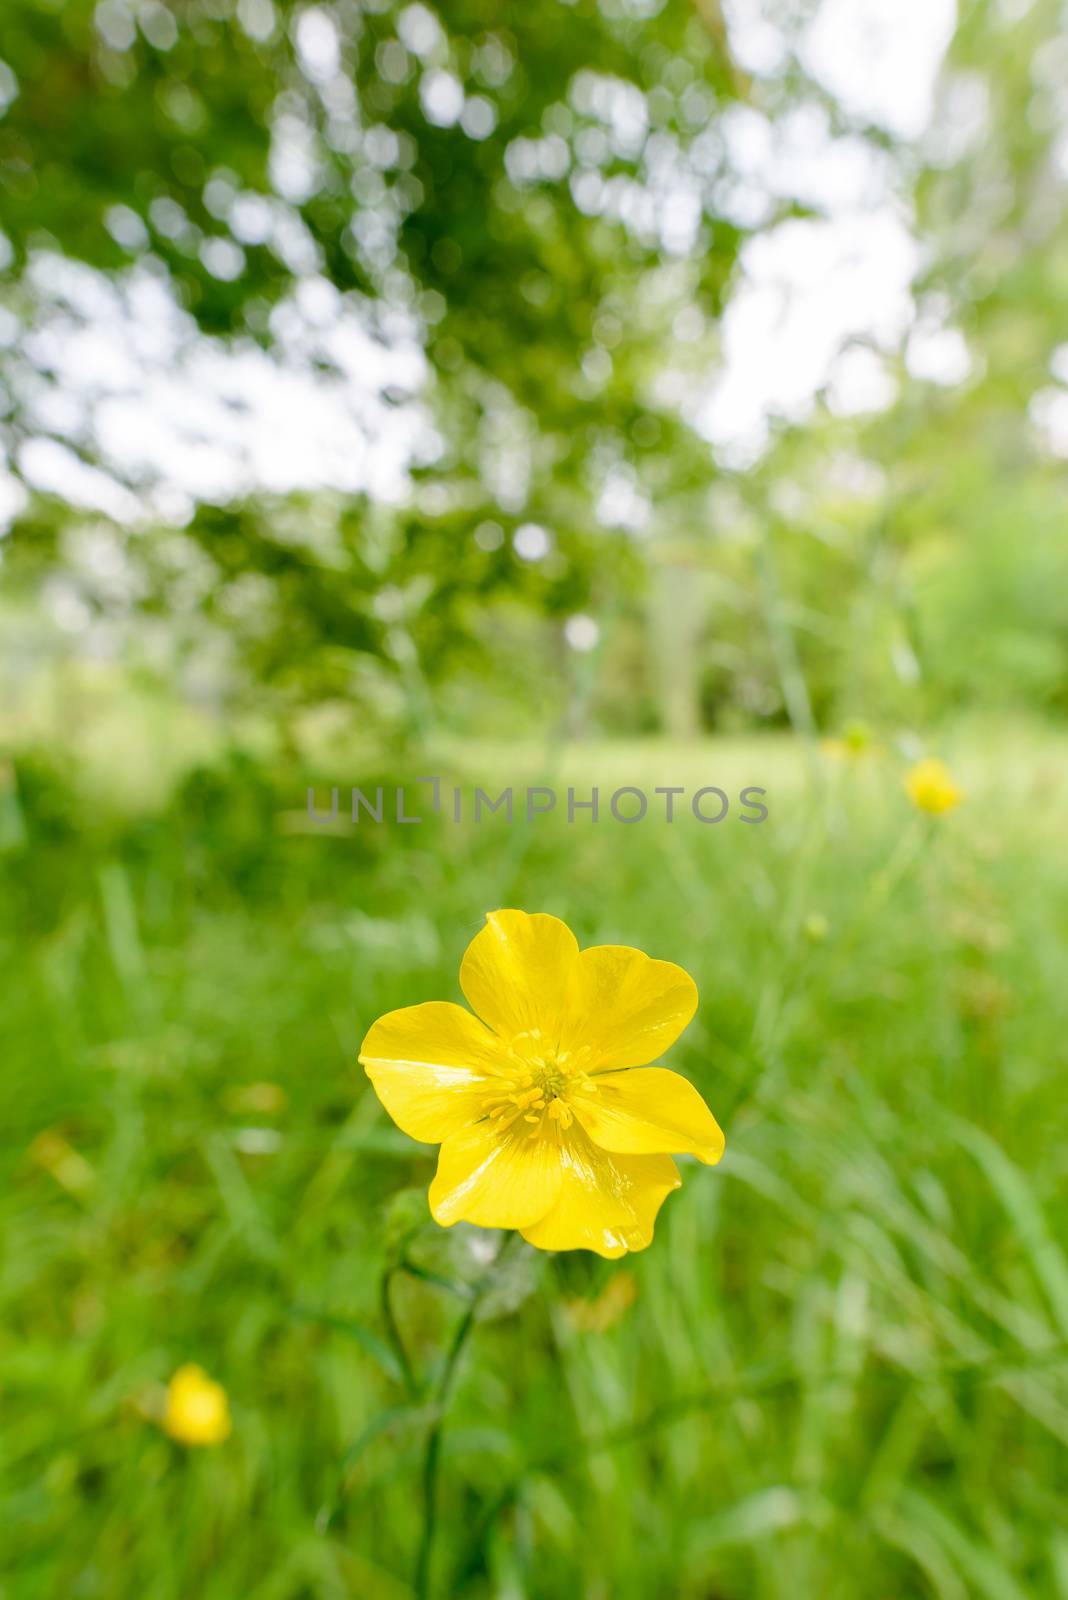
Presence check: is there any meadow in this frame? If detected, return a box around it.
[3,722,1067,1599]
[4,0,1068,1593]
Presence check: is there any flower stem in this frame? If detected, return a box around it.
[380,1266,420,1399]
[414,1232,518,1600]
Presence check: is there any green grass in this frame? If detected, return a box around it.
[2,731,1067,1599]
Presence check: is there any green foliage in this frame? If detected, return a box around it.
[4,0,1068,731]
[2,734,1068,1596]
[3,6,1068,1593]
[0,0,758,726]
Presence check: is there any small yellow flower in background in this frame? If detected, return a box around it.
[905,757,962,816]
[162,1365,231,1446]
[359,910,724,1260]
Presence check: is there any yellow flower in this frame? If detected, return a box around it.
[162,1365,232,1446]
[905,757,962,816]
[359,910,724,1259]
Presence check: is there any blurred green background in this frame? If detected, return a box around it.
[2,0,1068,1596]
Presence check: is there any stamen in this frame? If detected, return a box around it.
[482,1040,587,1140]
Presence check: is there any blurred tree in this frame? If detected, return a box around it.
[685,0,1068,732]
[0,0,756,730]
[2,0,1068,737]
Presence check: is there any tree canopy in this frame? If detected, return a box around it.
[2,0,1067,734]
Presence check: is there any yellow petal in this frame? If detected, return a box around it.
[520,1126,680,1258]
[460,909,579,1042]
[563,944,698,1069]
[359,1001,508,1143]
[429,1119,564,1229]
[571,1067,725,1164]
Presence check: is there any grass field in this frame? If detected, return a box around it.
[2,726,1067,1599]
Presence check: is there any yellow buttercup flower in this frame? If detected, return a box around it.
[162,1364,232,1446]
[905,757,962,816]
[359,910,724,1259]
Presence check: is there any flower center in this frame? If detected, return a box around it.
[480,1029,598,1135]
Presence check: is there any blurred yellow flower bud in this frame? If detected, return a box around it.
[30,1129,95,1198]
[564,1271,638,1332]
[821,720,879,763]
[163,1365,231,1447]
[905,758,962,816]
[841,719,873,754]
[223,1081,288,1115]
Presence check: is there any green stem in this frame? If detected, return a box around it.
[822,817,929,990]
[380,1267,420,1399]
[414,1232,518,1600]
